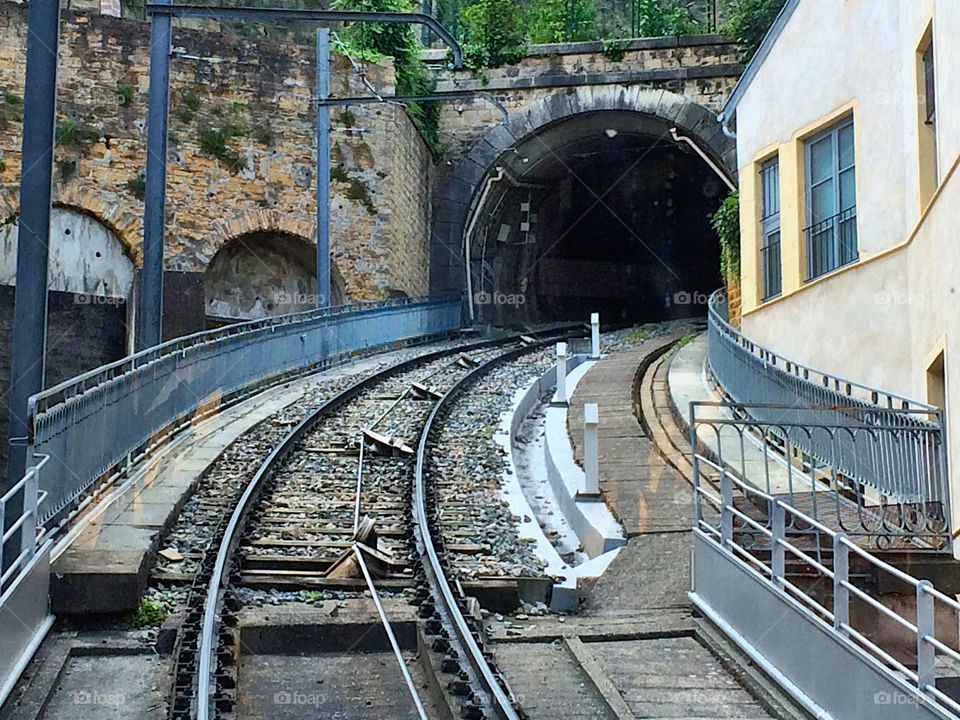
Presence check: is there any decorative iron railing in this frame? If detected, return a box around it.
[706,291,949,548]
[806,206,858,280]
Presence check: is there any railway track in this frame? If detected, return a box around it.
[159,330,578,720]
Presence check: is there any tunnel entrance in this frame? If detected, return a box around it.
[466,111,727,326]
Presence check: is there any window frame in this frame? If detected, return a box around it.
[803,115,858,280]
[759,156,781,300]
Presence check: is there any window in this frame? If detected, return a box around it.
[923,41,937,170]
[927,350,945,411]
[760,157,781,299]
[804,117,857,279]
[918,24,938,206]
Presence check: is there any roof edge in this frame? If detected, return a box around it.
[719,0,801,123]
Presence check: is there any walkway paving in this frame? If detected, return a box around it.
[540,334,780,720]
[568,338,693,536]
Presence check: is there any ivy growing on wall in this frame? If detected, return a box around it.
[711,189,740,283]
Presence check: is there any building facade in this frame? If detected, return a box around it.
[725,0,960,532]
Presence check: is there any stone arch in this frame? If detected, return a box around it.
[204,208,317,267]
[55,186,143,265]
[203,229,347,323]
[0,187,143,266]
[431,86,736,294]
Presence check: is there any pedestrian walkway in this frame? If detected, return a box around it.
[567,338,692,536]
[553,334,783,720]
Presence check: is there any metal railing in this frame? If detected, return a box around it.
[708,289,931,412]
[0,456,46,594]
[806,206,858,280]
[691,402,949,548]
[692,455,960,719]
[27,295,462,528]
[706,290,949,534]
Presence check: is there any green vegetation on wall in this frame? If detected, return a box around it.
[632,0,701,37]
[711,189,740,283]
[452,0,715,68]
[198,126,248,174]
[458,0,526,68]
[526,0,597,44]
[333,0,444,158]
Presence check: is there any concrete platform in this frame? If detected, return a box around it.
[491,334,786,720]
[50,379,319,614]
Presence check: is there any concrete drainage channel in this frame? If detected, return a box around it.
[496,350,627,612]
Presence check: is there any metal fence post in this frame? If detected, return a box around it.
[20,468,38,563]
[689,404,702,524]
[917,579,935,690]
[554,342,567,405]
[720,471,733,545]
[771,502,785,584]
[590,312,600,359]
[583,403,599,495]
[833,533,849,634]
[0,494,5,572]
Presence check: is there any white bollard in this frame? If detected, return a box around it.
[590,312,600,359]
[583,402,599,495]
[554,342,568,405]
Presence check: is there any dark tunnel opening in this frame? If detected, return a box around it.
[466,111,728,326]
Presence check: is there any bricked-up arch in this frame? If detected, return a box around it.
[203,230,346,324]
[431,86,736,323]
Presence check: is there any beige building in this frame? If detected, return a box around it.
[721,0,960,533]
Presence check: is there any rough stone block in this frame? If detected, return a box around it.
[50,548,152,614]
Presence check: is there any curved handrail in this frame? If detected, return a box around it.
[29,295,458,415]
[708,289,935,412]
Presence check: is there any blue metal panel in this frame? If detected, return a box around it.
[29,297,461,524]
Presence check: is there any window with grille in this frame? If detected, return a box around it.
[804,117,857,280]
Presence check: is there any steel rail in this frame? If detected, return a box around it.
[190,330,573,719]
[412,339,566,720]
[145,5,463,67]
